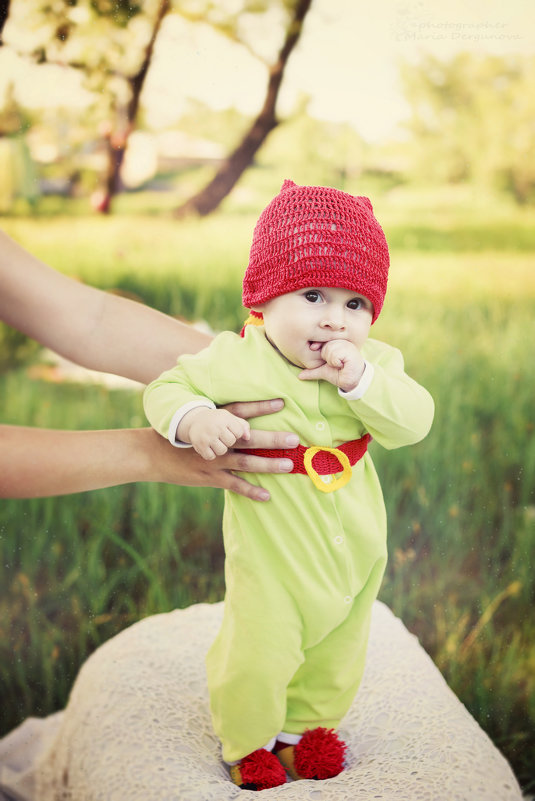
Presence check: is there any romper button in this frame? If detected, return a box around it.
[315,422,325,431]
[344,596,352,604]
[334,535,344,545]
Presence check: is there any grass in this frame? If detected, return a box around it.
[1,185,534,791]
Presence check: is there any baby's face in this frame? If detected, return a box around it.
[254,287,373,369]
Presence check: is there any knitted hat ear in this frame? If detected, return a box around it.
[242,180,389,323]
[281,178,297,192]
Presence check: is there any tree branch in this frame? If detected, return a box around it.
[127,0,170,125]
[174,0,314,218]
[0,0,11,42]
[98,0,172,212]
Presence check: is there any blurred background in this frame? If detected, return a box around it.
[0,0,534,792]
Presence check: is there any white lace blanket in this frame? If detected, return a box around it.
[0,601,523,801]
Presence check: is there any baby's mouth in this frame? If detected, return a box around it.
[308,341,324,352]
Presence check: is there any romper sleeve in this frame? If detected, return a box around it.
[339,339,434,450]
[143,345,216,442]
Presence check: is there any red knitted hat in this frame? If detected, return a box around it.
[242,179,389,323]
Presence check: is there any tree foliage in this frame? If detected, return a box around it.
[3,0,171,209]
[401,53,535,204]
[3,0,312,213]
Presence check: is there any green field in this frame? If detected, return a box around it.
[1,188,534,791]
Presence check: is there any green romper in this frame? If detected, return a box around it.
[144,325,434,763]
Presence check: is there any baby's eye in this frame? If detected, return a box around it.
[304,290,322,303]
[347,297,364,310]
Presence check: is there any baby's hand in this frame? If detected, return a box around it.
[299,339,365,392]
[177,407,251,460]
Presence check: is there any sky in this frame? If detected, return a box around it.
[144,0,534,141]
[1,0,533,144]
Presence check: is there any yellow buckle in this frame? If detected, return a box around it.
[303,446,352,493]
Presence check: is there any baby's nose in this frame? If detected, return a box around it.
[321,310,346,329]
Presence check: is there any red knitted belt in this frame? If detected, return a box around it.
[240,433,371,493]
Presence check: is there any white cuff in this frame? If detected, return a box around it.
[338,360,374,401]
[277,732,303,746]
[167,399,216,447]
[226,736,277,764]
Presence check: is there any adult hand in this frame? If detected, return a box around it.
[0,410,296,501]
[211,398,298,500]
[149,398,298,502]
[152,435,294,502]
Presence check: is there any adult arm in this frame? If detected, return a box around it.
[0,231,298,492]
[0,229,211,383]
[0,423,296,500]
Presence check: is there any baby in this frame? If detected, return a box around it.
[144,180,434,790]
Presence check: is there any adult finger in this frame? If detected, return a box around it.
[237,429,299,450]
[223,399,284,419]
[221,451,294,475]
[219,471,271,502]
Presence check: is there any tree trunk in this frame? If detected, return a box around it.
[174,0,313,218]
[98,0,170,214]
[0,1,10,40]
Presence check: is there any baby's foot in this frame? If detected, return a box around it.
[229,748,287,791]
[276,727,346,781]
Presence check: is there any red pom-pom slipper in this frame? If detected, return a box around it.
[276,727,346,781]
[229,748,287,791]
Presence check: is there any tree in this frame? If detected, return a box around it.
[174,0,313,217]
[401,53,535,204]
[98,0,170,213]
[3,0,314,214]
[0,2,10,39]
[2,0,173,213]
